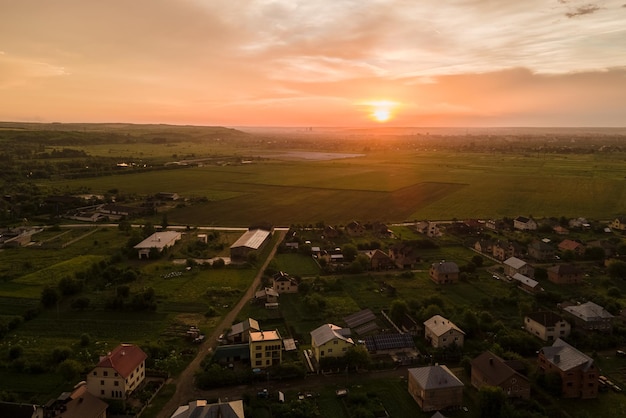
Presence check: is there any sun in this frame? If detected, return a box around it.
[365,100,398,123]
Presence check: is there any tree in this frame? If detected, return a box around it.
[58,359,83,381]
[608,260,626,280]
[70,297,90,311]
[472,255,484,267]
[344,345,371,370]
[342,244,358,262]
[478,386,506,418]
[161,213,169,229]
[389,299,409,324]
[40,286,59,309]
[142,222,155,238]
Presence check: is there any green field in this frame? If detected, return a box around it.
[37,150,626,226]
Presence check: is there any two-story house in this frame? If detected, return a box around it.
[548,264,584,285]
[524,311,571,341]
[429,261,460,285]
[249,330,282,369]
[424,315,465,348]
[528,240,555,261]
[562,301,614,333]
[87,343,147,400]
[514,216,537,231]
[407,365,464,412]
[538,338,598,399]
[471,351,531,399]
[272,271,298,294]
[310,323,354,364]
[503,257,534,278]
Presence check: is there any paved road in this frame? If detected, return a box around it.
[157,230,287,418]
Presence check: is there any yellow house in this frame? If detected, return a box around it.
[310,323,354,364]
[249,330,282,369]
[87,343,147,400]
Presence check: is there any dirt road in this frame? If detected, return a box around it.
[157,230,287,418]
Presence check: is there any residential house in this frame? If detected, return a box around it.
[562,301,614,333]
[473,239,494,255]
[416,221,441,238]
[363,249,395,270]
[227,318,260,344]
[87,343,147,400]
[514,216,537,231]
[611,217,626,231]
[133,231,181,259]
[310,323,354,364]
[503,257,534,278]
[512,273,542,294]
[371,222,394,237]
[46,382,108,418]
[424,315,465,348]
[485,219,506,231]
[389,243,419,269]
[537,338,598,399]
[254,287,279,307]
[471,351,531,399]
[323,225,340,239]
[524,311,571,342]
[230,228,272,263]
[429,261,460,284]
[586,240,615,257]
[548,264,584,285]
[249,330,282,369]
[528,240,555,261]
[170,400,245,418]
[407,365,464,412]
[492,240,523,261]
[345,221,365,237]
[569,218,591,229]
[558,239,585,256]
[553,225,570,235]
[272,271,298,294]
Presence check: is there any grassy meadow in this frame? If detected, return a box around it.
[38,149,626,227]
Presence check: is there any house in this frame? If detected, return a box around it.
[87,343,147,400]
[569,218,591,229]
[272,271,298,294]
[416,221,441,237]
[170,399,245,418]
[473,239,493,255]
[345,221,365,237]
[372,222,394,237]
[249,330,282,369]
[548,264,584,285]
[389,243,419,269]
[537,338,598,399]
[424,315,465,348]
[310,323,354,364]
[470,351,531,399]
[512,273,542,293]
[492,240,523,261]
[524,311,571,341]
[228,318,260,344]
[503,257,534,278]
[133,231,181,259]
[46,382,108,418]
[611,217,626,231]
[514,216,537,231]
[557,239,585,256]
[230,229,272,263]
[323,225,340,239]
[363,249,395,270]
[254,287,279,306]
[553,225,569,235]
[562,301,614,333]
[407,365,464,412]
[485,219,506,231]
[429,261,460,284]
[528,240,555,261]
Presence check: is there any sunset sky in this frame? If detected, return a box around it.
[1,0,625,127]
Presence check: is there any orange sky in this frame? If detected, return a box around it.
[1,0,625,127]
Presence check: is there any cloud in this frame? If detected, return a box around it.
[565,3,602,17]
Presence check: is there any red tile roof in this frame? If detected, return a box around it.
[96,344,147,378]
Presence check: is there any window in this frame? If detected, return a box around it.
[333,340,338,345]
[114,381,119,386]
[256,353,262,358]
[100,380,104,386]
[103,371,108,377]
[328,349,333,353]
[93,371,97,376]
[256,345,262,350]
[255,360,262,366]
[101,390,105,395]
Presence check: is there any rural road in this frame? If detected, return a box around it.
[157,229,287,418]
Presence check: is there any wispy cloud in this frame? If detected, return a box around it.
[565,3,602,18]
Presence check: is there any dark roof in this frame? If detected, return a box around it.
[364,333,415,352]
[430,261,459,274]
[526,311,566,327]
[471,351,525,386]
[344,309,377,328]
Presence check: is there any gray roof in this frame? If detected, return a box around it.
[424,315,465,337]
[408,365,464,390]
[504,257,527,270]
[540,338,594,372]
[512,273,539,289]
[230,229,271,250]
[228,318,259,337]
[171,400,245,418]
[563,301,613,322]
[134,231,181,250]
[310,323,353,347]
[431,261,459,274]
